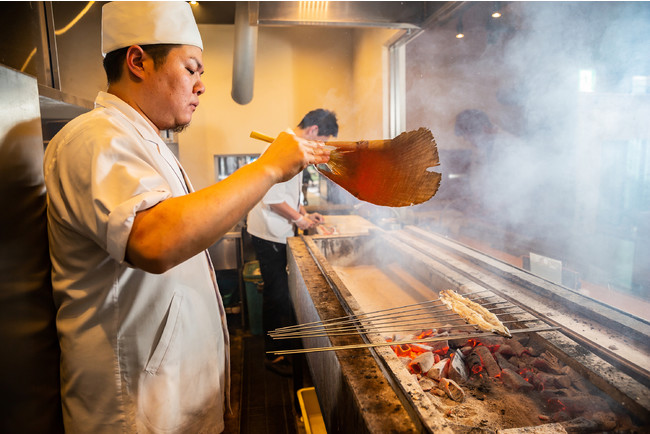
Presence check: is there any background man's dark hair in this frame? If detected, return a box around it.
[103,44,180,84]
[298,109,339,138]
[454,109,493,137]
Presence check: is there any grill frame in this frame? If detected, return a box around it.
[287,227,650,430]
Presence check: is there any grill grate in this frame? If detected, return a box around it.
[269,289,558,355]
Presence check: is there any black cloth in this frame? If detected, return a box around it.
[250,235,298,355]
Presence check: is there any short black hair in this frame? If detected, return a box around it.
[103,44,180,84]
[455,109,493,137]
[298,109,339,138]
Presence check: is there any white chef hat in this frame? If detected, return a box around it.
[102,1,203,57]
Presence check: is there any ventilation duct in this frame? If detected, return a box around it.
[231,1,258,105]
[228,1,443,105]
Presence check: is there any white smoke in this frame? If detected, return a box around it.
[398,1,650,293]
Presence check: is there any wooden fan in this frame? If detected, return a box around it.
[250,128,441,207]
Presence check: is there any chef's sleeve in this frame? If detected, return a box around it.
[58,126,173,264]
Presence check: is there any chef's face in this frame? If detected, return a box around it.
[143,45,205,132]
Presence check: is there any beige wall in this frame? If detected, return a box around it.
[179,24,398,190]
[351,28,399,139]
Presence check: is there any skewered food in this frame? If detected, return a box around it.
[439,290,512,338]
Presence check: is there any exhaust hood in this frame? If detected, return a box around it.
[256,1,440,29]
[194,1,444,29]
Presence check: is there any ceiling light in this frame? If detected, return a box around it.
[491,2,501,18]
[299,1,329,21]
[456,18,464,39]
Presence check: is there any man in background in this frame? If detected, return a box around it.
[247,109,338,375]
[454,108,527,222]
[43,2,328,432]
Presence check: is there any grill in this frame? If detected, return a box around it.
[286,226,650,432]
[271,290,558,353]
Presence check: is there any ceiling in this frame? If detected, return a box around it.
[192,1,445,29]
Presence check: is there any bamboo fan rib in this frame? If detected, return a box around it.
[318,127,441,207]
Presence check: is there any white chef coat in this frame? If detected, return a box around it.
[246,162,302,244]
[44,92,229,433]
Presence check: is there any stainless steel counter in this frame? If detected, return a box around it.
[208,230,242,271]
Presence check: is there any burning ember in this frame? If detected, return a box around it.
[387,328,637,431]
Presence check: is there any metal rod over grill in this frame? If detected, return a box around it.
[268,289,558,353]
[270,326,559,355]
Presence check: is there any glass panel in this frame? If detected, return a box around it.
[214,154,260,181]
[0,2,46,82]
[51,2,105,102]
[404,2,650,311]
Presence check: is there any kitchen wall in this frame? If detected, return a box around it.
[3,2,400,192]
[180,24,398,190]
[351,27,397,139]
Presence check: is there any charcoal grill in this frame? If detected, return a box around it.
[286,226,650,432]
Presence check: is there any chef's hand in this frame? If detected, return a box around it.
[306,212,324,224]
[293,215,317,230]
[256,131,330,183]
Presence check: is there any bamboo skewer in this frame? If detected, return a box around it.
[271,290,493,334]
[269,301,447,337]
[269,301,488,337]
[269,306,457,337]
[271,317,466,339]
[270,310,482,338]
[271,318,545,339]
[270,294,521,341]
[272,299,445,333]
[268,326,560,355]
[266,288,554,355]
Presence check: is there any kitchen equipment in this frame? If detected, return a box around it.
[243,260,264,336]
[250,128,441,207]
[285,227,650,432]
[269,291,558,354]
[297,387,327,434]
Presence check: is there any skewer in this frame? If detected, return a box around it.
[271,291,505,338]
[270,308,503,339]
[270,303,520,339]
[270,310,463,338]
[270,305,519,339]
[271,299,443,334]
[271,318,545,339]
[271,289,493,334]
[269,303,450,337]
[272,317,467,339]
[268,326,560,355]
[269,307,462,337]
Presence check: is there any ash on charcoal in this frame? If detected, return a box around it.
[497,423,568,433]
[386,328,642,432]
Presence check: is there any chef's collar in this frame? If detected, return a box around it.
[94,91,167,148]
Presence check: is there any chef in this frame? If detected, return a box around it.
[43,2,329,432]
